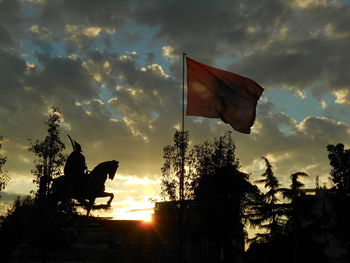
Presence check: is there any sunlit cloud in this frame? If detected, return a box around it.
[162,45,176,59]
[291,0,329,9]
[333,89,350,106]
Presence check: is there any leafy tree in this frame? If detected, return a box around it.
[326,144,350,257]
[0,136,10,195]
[160,130,191,263]
[0,196,36,262]
[161,130,190,201]
[0,194,78,262]
[253,157,285,243]
[190,132,261,262]
[327,143,350,192]
[161,131,261,262]
[29,107,66,200]
[188,131,237,183]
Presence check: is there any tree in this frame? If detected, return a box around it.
[188,131,238,183]
[280,172,309,204]
[161,130,191,263]
[253,157,285,243]
[29,107,66,200]
[327,143,350,192]
[0,136,10,195]
[0,193,78,262]
[326,144,350,257]
[0,196,36,262]
[280,171,309,263]
[161,130,190,201]
[161,131,261,262]
[190,132,261,262]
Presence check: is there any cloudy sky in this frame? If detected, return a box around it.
[0,0,349,220]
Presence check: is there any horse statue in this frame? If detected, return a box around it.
[51,160,119,216]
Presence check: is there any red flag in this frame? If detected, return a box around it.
[186,57,264,134]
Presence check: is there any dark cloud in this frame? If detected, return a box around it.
[132,0,350,100]
[27,54,97,100]
[133,0,288,62]
[0,26,16,48]
[0,0,22,29]
[0,50,27,111]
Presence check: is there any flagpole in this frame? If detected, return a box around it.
[178,52,186,263]
[180,52,186,202]
[182,52,186,133]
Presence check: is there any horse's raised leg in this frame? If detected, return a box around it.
[107,193,114,206]
[98,192,114,206]
[86,197,95,217]
[93,192,114,206]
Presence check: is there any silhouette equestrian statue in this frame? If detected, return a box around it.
[51,136,119,216]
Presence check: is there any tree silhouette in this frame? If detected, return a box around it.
[160,130,190,263]
[190,132,261,262]
[29,107,66,200]
[280,171,309,263]
[0,196,36,262]
[280,171,309,235]
[252,157,285,243]
[0,136,10,195]
[327,143,350,192]
[161,130,191,201]
[326,143,350,259]
[280,172,309,203]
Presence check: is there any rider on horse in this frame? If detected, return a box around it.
[64,138,87,195]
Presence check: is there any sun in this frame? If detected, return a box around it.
[142,213,153,223]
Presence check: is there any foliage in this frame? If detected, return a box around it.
[161,130,190,201]
[188,131,238,187]
[0,136,10,194]
[29,107,66,200]
[327,144,350,252]
[280,172,309,203]
[0,195,77,262]
[0,196,36,262]
[195,165,260,233]
[256,157,280,204]
[327,143,350,192]
[252,157,286,243]
[279,171,309,233]
[189,132,261,259]
[160,131,261,261]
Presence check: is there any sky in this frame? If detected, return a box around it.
[0,0,349,221]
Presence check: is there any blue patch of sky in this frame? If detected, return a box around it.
[265,89,324,123]
[265,89,349,124]
[215,57,241,70]
[22,1,42,18]
[21,39,68,65]
[323,103,350,124]
[278,123,293,136]
[109,25,170,70]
